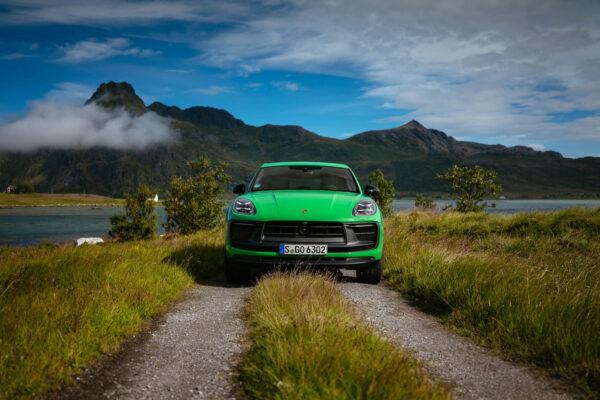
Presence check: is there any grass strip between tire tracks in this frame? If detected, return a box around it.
[384,207,600,397]
[0,230,224,400]
[241,270,451,400]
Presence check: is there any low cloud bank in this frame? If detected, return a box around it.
[0,101,176,151]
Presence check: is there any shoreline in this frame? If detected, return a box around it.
[0,203,124,209]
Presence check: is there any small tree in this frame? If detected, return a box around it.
[109,184,157,241]
[164,158,231,234]
[437,165,502,213]
[368,169,395,216]
[414,193,435,211]
[15,182,34,194]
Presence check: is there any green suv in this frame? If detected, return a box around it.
[225,162,383,284]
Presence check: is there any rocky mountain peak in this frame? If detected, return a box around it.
[85,81,147,115]
[402,120,426,129]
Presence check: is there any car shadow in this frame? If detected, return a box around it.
[162,243,248,288]
[164,244,359,288]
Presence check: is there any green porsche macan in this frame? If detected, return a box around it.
[225,161,384,284]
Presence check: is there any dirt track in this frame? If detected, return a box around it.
[54,273,574,399]
[53,282,250,400]
[340,279,573,399]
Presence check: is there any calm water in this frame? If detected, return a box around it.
[1,200,599,247]
[0,207,167,247]
[392,199,600,214]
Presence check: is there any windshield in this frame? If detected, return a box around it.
[250,166,360,193]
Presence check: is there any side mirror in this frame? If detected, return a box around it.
[364,185,380,197]
[233,183,246,195]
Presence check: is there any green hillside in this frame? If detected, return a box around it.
[1,81,599,198]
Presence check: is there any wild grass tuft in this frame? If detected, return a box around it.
[384,207,600,397]
[0,229,223,400]
[241,270,451,400]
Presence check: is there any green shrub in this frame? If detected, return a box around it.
[415,193,435,210]
[15,182,34,194]
[108,184,157,241]
[164,158,231,234]
[368,168,395,216]
[437,165,502,213]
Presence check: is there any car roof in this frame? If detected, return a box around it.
[260,161,350,168]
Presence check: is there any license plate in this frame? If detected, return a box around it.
[279,244,328,255]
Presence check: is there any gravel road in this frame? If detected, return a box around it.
[53,272,574,400]
[340,280,573,400]
[54,282,250,400]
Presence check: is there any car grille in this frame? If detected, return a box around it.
[230,221,379,252]
[264,221,344,238]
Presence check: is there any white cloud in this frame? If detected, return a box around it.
[271,80,302,91]
[55,38,160,63]
[190,0,600,144]
[0,100,175,151]
[29,42,38,50]
[245,82,263,88]
[0,0,252,26]
[1,0,599,151]
[526,144,545,151]
[0,53,30,60]
[187,85,233,95]
[168,69,193,73]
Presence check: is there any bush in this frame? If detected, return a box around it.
[437,165,502,213]
[164,158,231,234]
[368,169,395,216]
[108,184,157,241]
[15,182,34,194]
[415,193,435,211]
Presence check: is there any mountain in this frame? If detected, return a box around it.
[1,81,599,198]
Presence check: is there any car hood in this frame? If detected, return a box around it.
[240,190,374,221]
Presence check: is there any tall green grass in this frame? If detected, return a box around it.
[0,230,224,399]
[384,207,600,397]
[241,271,451,400]
[0,193,123,207]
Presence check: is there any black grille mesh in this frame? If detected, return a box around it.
[264,221,344,238]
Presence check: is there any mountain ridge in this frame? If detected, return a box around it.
[1,81,598,198]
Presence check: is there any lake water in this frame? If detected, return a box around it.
[392,199,600,214]
[1,200,598,247]
[0,207,168,247]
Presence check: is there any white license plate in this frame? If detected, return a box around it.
[279,244,328,255]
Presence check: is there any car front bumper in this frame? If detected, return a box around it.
[225,219,383,270]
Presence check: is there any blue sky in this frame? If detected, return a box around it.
[0,0,599,157]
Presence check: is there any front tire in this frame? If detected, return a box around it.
[356,260,382,284]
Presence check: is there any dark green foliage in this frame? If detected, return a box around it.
[15,182,34,194]
[164,158,231,234]
[438,165,502,213]
[415,193,435,210]
[109,184,157,241]
[368,169,395,216]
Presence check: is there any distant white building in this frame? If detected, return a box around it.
[148,194,159,202]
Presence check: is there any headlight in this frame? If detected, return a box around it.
[233,198,257,215]
[352,199,376,216]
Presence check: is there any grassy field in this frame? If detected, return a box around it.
[241,271,451,400]
[0,193,124,207]
[0,230,224,400]
[383,207,600,397]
